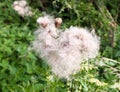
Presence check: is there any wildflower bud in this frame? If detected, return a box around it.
[55,18,62,28]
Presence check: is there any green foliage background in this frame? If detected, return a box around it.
[0,0,120,92]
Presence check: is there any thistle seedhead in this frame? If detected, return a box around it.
[32,15,100,79]
[12,0,32,17]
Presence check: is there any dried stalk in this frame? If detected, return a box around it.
[91,0,117,47]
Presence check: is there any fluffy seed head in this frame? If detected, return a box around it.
[37,15,52,28]
[12,0,32,17]
[32,15,100,79]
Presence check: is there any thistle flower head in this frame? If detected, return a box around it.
[12,0,32,17]
[37,15,53,28]
[36,15,60,38]
[13,0,27,7]
[32,15,60,59]
[32,15,100,79]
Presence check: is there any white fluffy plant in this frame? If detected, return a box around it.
[12,0,32,17]
[32,15,100,79]
[33,15,61,59]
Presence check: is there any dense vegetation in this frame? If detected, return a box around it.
[0,0,120,91]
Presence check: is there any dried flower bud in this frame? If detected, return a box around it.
[55,18,62,28]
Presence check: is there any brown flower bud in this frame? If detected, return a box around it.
[55,18,62,28]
